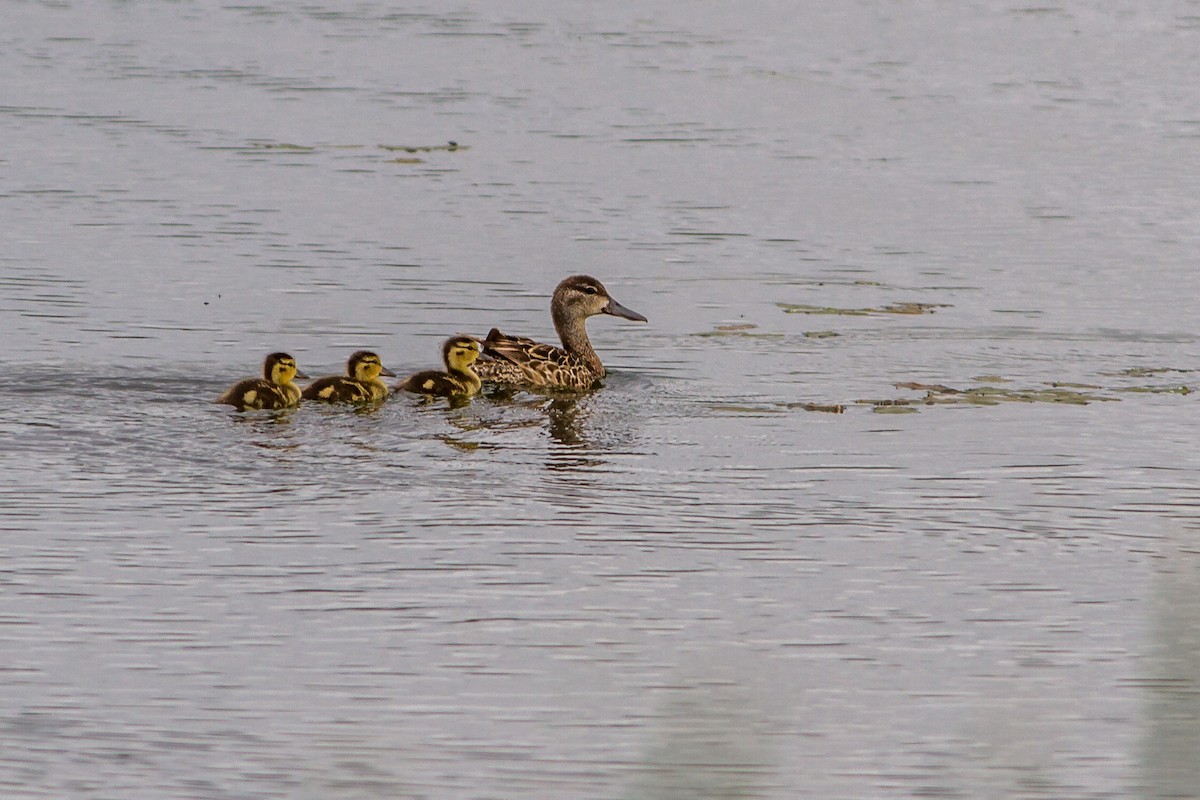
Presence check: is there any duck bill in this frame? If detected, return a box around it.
[380,366,397,377]
[294,369,310,380]
[603,298,648,322]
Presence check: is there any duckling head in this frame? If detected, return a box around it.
[443,336,481,373]
[265,352,307,383]
[552,274,647,326]
[348,350,396,382]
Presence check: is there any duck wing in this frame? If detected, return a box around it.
[301,376,372,403]
[476,328,599,389]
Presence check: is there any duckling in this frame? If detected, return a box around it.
[217,352,307,411]
[301,350,396,404]
[475,274,647,390]
[394,336,482,397]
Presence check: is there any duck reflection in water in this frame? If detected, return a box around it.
[478,385,626,471]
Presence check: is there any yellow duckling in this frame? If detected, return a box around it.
[394,336,482,397]
[217,352,307,411]
[301,350,396,404]
[475,274,646,391]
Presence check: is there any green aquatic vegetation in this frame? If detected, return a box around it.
[854,398,919,414]
[777,301,946,316]
[1117,384,1192,395]
[785,402,846,414]
[1102,366,1194,378]
[895,381,1116,406]
[873,404,920,414]
[1047,381,1103,389]
[379,141,467,153]
[248,141,317,151]
[803,330,840,339]
[708,403,787,415]
[693,323,785,339]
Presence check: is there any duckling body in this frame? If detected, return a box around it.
[217,352,307,411]
[302,350,395,404]
[395,336,482,397]
[474,275,646,390]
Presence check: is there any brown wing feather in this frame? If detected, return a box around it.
[478,329,600,390]
[301,376,373,403]
[217,378,292,411]
[395,370,471,396]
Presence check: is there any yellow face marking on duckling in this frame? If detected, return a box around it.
[446,339,481,372]
[353,355,379,380]
[270,358,299,385]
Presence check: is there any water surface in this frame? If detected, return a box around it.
[3,3,1200,798]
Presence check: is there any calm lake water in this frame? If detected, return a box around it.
[3,2,1200,798]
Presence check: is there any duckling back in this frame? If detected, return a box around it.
[395,370,476,397]
[301,376,379,404]
[218,378,295,411]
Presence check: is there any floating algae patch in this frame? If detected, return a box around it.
[1113,381,1190,393]
[707,403,787,415]
[693,323,785,340]
[1102,366,1195,378]
[783,402,846,414]
[894,381,1116,406]
[1097,366,1192,395]
[246,141,318,152]
[803,330,840,339]
[777,301,947,316]
[851,398,919,414]
[379,141,467,153]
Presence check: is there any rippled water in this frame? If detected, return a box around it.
[3,3,1200,799]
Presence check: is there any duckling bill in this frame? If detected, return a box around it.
[395,336,482,397]
[302,350,396,404]
[475,274,646,391]
[217,352,307,411]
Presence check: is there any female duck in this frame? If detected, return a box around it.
[302,350,396,404]
[217,352,307,411]
[475,274,646,391]
[395,336,482,397]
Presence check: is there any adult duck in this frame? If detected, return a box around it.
[475,275,646,391]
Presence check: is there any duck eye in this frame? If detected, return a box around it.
[582,285,598,295]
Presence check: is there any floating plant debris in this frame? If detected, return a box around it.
[693,323,784,339]
[777,301,947,316]
[247,141,316,151]
[379,141,467,153]
[895,381,1115,406]
[1102,366,1195,378]
[1117,384,1191,395]
[790,402,846,414]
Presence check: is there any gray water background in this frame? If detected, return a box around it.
[3,2,1200,798]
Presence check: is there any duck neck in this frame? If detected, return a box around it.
[364,377,388,400]
[451,365,482,393]
[553,311,601,372]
